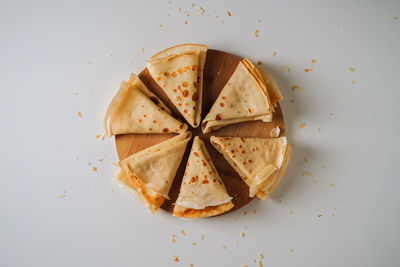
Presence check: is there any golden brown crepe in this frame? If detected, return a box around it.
[254,64,283,111]
[210,136,290,200]
[173,136,233,218]
[103,73,188,137]
[150,44,207,129]
[115,132,192,213]
[202,58,273,133]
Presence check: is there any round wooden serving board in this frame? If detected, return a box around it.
[115,49,285,215]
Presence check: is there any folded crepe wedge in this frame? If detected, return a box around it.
[173,137,233,218]
[114,132,192,213]
[210,136,290,200]
[103,73,188,137]
[202,58,273,133]
[147,47,205,128]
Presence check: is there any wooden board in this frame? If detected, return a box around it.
[115,49,285,215]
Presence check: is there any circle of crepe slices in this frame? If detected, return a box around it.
[103,44,290,219]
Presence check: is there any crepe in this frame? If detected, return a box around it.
[114,132,192,213]
[202,58,273,133]
[173,137,233,218]
[210,136,290,200]
[103,73,188,137]
[147,45,207,128]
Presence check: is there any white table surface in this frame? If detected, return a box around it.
[1,0,399,266]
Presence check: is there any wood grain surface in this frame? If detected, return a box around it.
[115,49,285,214]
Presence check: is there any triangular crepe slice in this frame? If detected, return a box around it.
[202,58,273,133]
[103,73,188,137]
[114,132,192,213]
[210,136,290,200]
[173,137,233,218]
[151,44,207,128]
[146,52,201,128]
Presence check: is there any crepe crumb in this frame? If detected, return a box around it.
[270,51,276,56]
[257,260,263,267]
[282,65,290,72]
[329,183,335,187]
[242,265,248,267]
[192,242,196,245]
[191,3,195,7]
[253,209,257,214]
[227,11,231,16]
[311,59,317,63]
[173,255,179,262]
[331,213,335,218]
[257,61,263,65]
[318,128,321,132]
[112,162,119,167]
[244,211,248,215]
[240,232,245,237]
[258,18,261,23]
[91,166,97,172]
[270,126,280,137]
[303,170,312,177]
[189,264,194,267]
[77,111,82,118]
[88,60,93,64]
[201,234,204,240]
[304,68,311,72]
[88,162,91,166]
[313,180,318,184]
[304,158,310,163]
[58,193,66,199]
[289,248,294,253]
[222,245,226,249]
[352,80,355,84]
[289,209,294,215]
[185,21,188,25]
[177,8,181,12]
[322,165,327,169]
[254,30,260,38]
[96,134,102,139]
[299,122,305,128]
[348,67,355,72]
[197,7,204,14]
[141,48,144,52]
[181,230,186,235]
[317,213,323,218]
[257,253,264,259]
[98,158,103,162]
[329,113,334,116]
[394,17,398,20]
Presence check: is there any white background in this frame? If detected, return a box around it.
[1,0,399,266]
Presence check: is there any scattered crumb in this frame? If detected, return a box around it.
[331,213,335,218]
[171,234,176,243]
[270,51,276,56]
[177,8,181,12]
[394,16,398,20]
[329,113,334,116]
[303,170,312,177]
[173,255,179,262]
[75,91,79,96]
[292,85,304,92]
[257,260,263,267]
[181,230,186,236]
[311,59,316,63]
[348,67,355,72]
[98,158,103,162]
[112,162,119,167]
[254,30,260,38]
[290,99,294,103]
[258,19,261,23]
[270,126,280,137]
[299,122,305,128]
[257,253,264,259]
[240,232,245,237]
[191,3,195,7]
[58,193,66,199]
[222,245,226,249]
[352,80,355,84]
[329,183,335,187]
[318,128,321,132]
[185,21,188,25]
[304,158,310,163]
[282,65,290,72]
[317,213,323,218]
[88,162,91,166]
[289,209,294,215]
[227,11,231,16]
[289,248,294,253]
[91,166,97,172]
[197,7,204,14]
[189,264,194,267]
[77,111,82,118]
[201,234,204,240]
[141,48,144,52]
[257,61,263,66]
[304,68,311,72]
[244,211,248,215]
[313,180,318,184]
[96,134,102,139]
[243,265,248,267]
[88,60,92,64]
[166,13,170,16]
[192,242,196,245]
[322,165,327,169]
[159,24,163,27]
[253,209,257,214]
